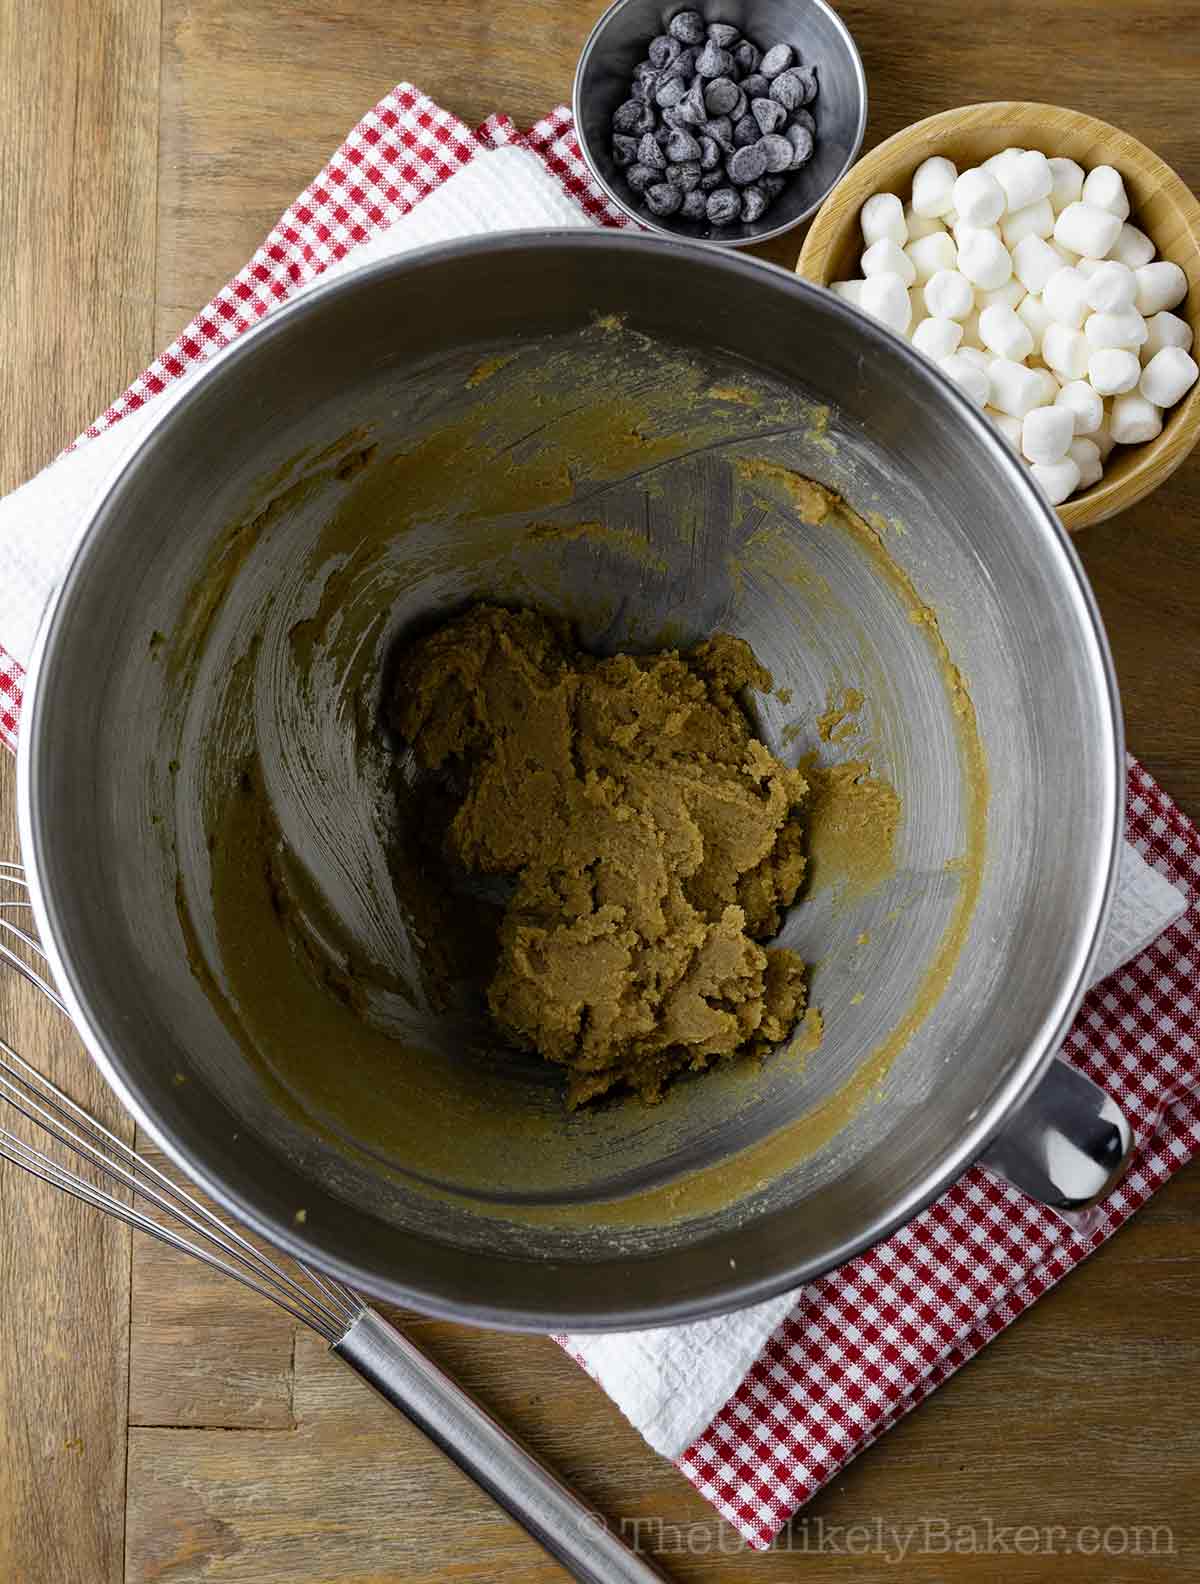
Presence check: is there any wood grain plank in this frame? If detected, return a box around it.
[0,746,135,1584]
[128,1147,298,1431]
[0,1,158,1580]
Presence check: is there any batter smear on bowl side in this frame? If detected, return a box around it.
[390,604,810,1107]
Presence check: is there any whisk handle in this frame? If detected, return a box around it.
[333,1307,671,1584]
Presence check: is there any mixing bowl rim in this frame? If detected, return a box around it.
[16,229,1124,1329]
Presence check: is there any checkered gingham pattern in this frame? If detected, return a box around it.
[3,84,1198,1553]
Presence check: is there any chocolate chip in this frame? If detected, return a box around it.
[728,142,768,184]
[741,73,769,99]
[695,41,733,79]
[760,43,795,79]
[785,123,814,168]
[703,76,740,116]
[733,41,761,76]
[677,80,708,124]
[732,113,759,148]
[613,99,650,133]
[680,188,708,219]
[638,131,667,170]
[698,134,721,170]
[655,75,688,109]
[666,160,702,191]
[706,187,741,225]
[706,21,740,46]
[626,162,657,195]
[648,34,682,67]
[790,108,817,137]
[741,184,769,222]
[704,115,734,152]
[770,67,817,110]
[700,169,724,192]
[645,181,684,216]
[758,133,794,173]
[665,127,701,163]
[612,133,639,167]
[751,97,786,135]
[668,9,705,45]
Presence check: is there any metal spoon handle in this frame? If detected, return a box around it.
[334,1307,670,1583]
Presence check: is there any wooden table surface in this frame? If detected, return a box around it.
[1,2,1198,1580]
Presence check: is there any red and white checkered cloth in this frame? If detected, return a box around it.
[2,84,1197,1552]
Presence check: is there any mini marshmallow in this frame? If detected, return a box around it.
[1109,222,1156,270]
[1047,156,1084,214]
[1085,261,1138,313]
[905,230,958,283]
[1141,310,1194,362]
[1055,379,1104,435]
[1029,366,1061,406]
[977,278,1026,313]
[987,408,1024,448]
[1085,309,1148,350]
[1053,202,1123,260]
[951,217,1000,247]
[911,156,958,218]
[1043,266,1091,329]
[1134,261,1189,316]
[1109,391,1163,444]
[1016,294,1055,354]
[979,303,1034,361]
[957,229,1012,290]
[1068,436,1104,488]
[1031,457,1081,505]
[957,346,994,372]
[1022,403,1074,463]
[923,268,975,320]
[862,192,908,247]
[1042,322,1090,380]
[1088,346,1141,395]
[860,272,912,334]
[939,352,989,405]
[983,146,1025,177]
[952,167,1005,228]
[831,280,866,304]
[912,316,964,360]
[904,204,946,241]
[1081,164,1130,221]
[1000,198,1055,249]
[988,356,1045,418]
[1073,257,1104,278]
[1012,235,1062,295]
[863,237,918,286]
[1140,345,1199,407]
[997,149,1052,213]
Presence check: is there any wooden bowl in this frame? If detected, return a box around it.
[796,101,1200,531]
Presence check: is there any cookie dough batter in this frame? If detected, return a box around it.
[390,605,809,1106]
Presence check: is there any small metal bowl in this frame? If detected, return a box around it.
[573,0,867,248]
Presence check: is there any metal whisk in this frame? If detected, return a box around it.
[0,861,665,1584]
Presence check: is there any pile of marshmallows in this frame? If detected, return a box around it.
[834,149,1198,503]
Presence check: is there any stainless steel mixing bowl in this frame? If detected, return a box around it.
[19,232,1124,1330]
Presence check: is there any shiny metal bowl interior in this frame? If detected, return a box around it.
[573,0,867,246]
[20,233,1120,1330]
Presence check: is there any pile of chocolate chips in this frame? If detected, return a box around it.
[610,9,818,230]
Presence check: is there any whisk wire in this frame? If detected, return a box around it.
[0,862,362,1342]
